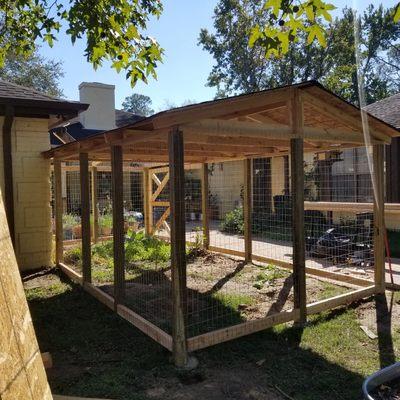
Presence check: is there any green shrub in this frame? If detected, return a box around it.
[125,231,170,263]
[64,246,82,265]
[220,207,244,234]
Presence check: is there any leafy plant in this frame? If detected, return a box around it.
[253,264,287,289]
[0,0,163,86]
[220,207,244,235]
[63,214,79,230]
[99,214,113,229]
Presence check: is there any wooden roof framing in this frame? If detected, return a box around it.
[42,81,400,163]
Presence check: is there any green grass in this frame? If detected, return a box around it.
[212,292,255,310]
[253,264,289,289]
[26,275,400,400]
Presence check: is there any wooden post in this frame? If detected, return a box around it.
[54,160,63,265]
[91,165,99,243]
[143,168,151,236]
[243,158,252,262]
[373,144,385,292]
[111,145,125,306]
[290,89,306,324]
[79,152,91,283]
[201,163,210,249]
[169,127,188,367]
[2,105,15,246]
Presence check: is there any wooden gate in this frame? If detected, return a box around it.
[145,166,171,235]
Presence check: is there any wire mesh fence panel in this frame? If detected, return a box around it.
[185,168,203,245]
[252,156,293,265]
[304,148,375,280]
[120,166,172,333]
[61,164,83,275]
[208,160,245,253]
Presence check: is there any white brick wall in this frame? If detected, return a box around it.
[0,117,53,270]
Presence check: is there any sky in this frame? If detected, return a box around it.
[39,0,398,111]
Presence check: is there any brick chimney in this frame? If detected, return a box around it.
[78,82,116,130]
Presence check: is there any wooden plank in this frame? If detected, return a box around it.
[54,160,64,265]
[168,127,188,367]
[2,105,15,246]
[143,168,151,235]
[243,158,252,262]
[151,172,169,201]
[182,119,370,145]
[151,201,170,207]
[58,262,83,285]
[80,152,91,283]
[201,163,210,249]
[373,144,385,292]
[111,145,125,306]
[117,304,173,351]
[306,285,377,315]
[153,207,171,233]
[290,90,306,324]
[304,201,400,214]
[187,309,298,352]
[83,282,115,310]
[91,165,99,243]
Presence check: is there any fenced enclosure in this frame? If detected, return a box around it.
[46,82,400,366]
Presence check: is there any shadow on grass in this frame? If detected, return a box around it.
[27,271,379,400]
[375,292,396,368]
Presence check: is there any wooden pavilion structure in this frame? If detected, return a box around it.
[43,81,400,367]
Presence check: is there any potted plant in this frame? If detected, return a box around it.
[72,217,82,239]
[100,214,113,236]
[62,214,76,240]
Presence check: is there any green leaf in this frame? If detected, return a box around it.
[394,3,400,23]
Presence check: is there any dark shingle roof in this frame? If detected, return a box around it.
[50,109,144,146]
[0,80,88,114]
[364,93,400,130]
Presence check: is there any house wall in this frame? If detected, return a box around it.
[0,117,53,271]
[209,160,244,218]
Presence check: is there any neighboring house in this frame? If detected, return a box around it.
[365,93,400,203]
[49,82,144,215]
[0,80,87,270]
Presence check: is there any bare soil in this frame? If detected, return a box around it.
[94,251,349,335]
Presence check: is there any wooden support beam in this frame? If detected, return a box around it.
[168,127,188,367]
[373,144,385,292]
[91,165,99,243]
[79,152,91,283]
[187,309,298,352]
[111,145,125,306]
[143,168,152,235]
[2,105,15,246]
[54,160,63,265]
[201,163,210,249]
[243,159,252,262]
[290,89,306,324]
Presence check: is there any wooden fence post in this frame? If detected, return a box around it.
[169,127,188,367]
[79,152,91,283]
[290,89,306,324]
[111,145,125,306]
[54,159,63,265]
[244,158,252,262]
[201,163,210,249]
[373,144,385,292]
[143,168,151,236]
[91,165,99,243]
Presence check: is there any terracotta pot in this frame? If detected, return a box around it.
[72,225,82,239]
[101,226,112,236]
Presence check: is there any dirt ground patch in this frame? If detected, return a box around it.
[91,251,350,336]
